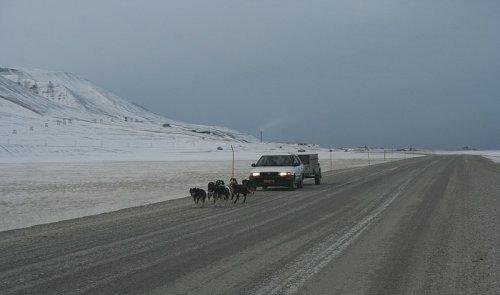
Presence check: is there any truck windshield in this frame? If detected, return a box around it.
[298,155,309,164]
[256,155,294,166]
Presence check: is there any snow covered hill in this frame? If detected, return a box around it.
[1,68,180,123]
[0,67,274,162]
[0,67,255,140]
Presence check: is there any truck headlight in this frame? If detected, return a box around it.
[279,172,292,176]
[251,172,260,177]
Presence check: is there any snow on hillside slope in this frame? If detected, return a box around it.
[0,67,260,162]
[0,67,167,121]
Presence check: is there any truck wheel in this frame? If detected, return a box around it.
[314,174,321,185]
[298,178,304,188]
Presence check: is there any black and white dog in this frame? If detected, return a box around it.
[207,182,216,201]
[213,180,231,203]
[207,180,231,204]
[189,187,207,206]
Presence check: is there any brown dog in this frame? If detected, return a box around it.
[242,179,256,194]
[229,178,250,203]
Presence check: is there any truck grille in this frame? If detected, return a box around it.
[261,172,279,178]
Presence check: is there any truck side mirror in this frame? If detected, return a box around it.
[251,163,256,167]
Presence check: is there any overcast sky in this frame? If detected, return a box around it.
[1,0,499,149]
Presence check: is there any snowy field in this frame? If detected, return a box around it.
[0,150,414,232]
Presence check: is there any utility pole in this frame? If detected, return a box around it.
[367,148,371,166]
[383,149,386,161]
[260,130,263,143]
[231,145,235,179]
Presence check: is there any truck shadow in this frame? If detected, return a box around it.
[259,187,291,192]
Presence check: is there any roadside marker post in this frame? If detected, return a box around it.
[329,148,333,171]
[231,145,235,179]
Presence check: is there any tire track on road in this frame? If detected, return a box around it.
[251,158,438,294]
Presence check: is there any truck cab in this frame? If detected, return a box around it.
[249,154,304,190]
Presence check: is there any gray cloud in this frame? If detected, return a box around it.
[1,0,499,149]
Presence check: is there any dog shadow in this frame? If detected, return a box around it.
[190,200,249,209]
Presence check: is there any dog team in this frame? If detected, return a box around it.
[189,178,257,206]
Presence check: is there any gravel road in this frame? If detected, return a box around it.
[0,155,498,294]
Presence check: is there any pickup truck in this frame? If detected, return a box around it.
[298,154,322,184]
[249,154,304,190]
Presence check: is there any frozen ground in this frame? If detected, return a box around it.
[0,150,414,232]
